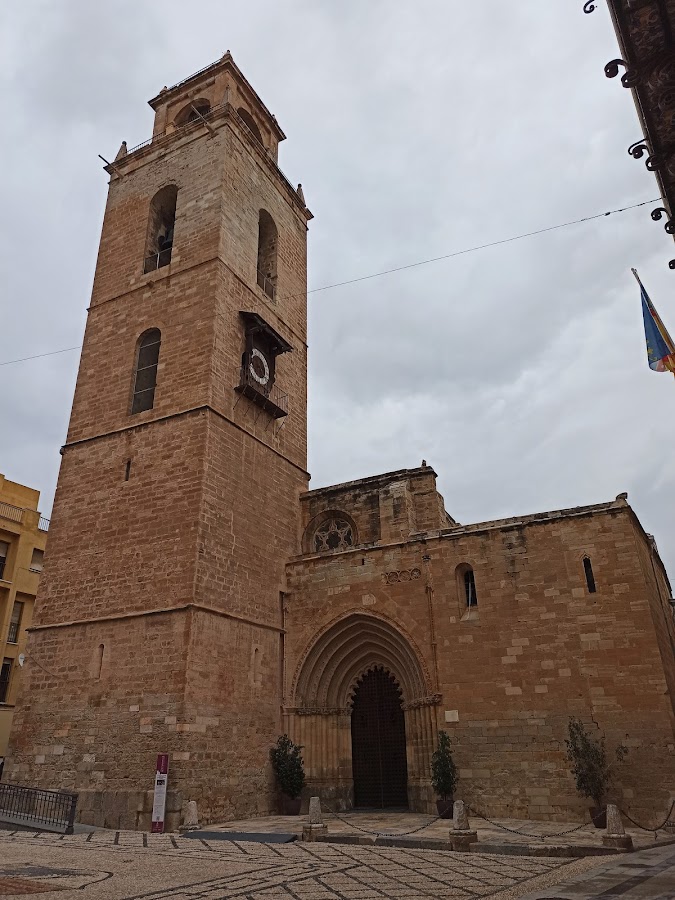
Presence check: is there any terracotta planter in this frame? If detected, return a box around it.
[281,795,302,816]
[436,798,454,819]
[590,806,606,829]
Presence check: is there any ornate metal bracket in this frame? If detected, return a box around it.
[604,58,642,88]
[628,139,650,160]
[583,0,596,11]
[627,139,673,173]
[651,207,675,233]
[605,58,628,79]
[668,260,675,270]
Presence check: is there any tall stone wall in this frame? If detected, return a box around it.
[286,472,675,823]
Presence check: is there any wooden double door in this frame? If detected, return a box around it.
[350,667,408,808]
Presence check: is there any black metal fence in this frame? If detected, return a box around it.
[0,782,78,834]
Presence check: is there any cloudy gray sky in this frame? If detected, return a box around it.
[2,1,675,576]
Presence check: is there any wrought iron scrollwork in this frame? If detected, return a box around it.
[605,59,628,79]
[651,207,675,233]
[645,154,661,171]
[628,139,650,160]
[604,58,640,87]
[669,260,675,270]
[583,0,596,11]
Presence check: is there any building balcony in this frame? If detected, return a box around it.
[235,367,288,419]
[0,502,48,533]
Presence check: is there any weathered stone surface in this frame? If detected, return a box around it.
[453,801,469,832]
[606,804,625,836]
[603,804,633,850]
[302,824,328,842]
[308,797,323,825]
[180,800,199,831]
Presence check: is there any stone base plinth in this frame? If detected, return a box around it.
[450,830,478,852]
[602,834,634,851]
[303,824,328,842]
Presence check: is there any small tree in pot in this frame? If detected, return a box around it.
[270,734,306,815]
[431,730,458,818]
[564,717,627,828]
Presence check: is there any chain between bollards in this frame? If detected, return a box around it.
[322,803,446,837]
[468,806,608,841]
[618,800,675,840]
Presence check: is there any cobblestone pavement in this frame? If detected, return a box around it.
[0,828,607,900]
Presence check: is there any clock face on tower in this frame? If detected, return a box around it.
[249,347,270,386]
[236,311,292,418]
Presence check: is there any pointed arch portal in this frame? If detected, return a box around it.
[288,613,439,812]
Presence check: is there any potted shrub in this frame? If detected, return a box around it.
[270,734,306,815]
[431,730,458,818]
[564,717,627,828]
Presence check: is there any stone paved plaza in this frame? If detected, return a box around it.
[0,828,606,899]
[210,810,666,852]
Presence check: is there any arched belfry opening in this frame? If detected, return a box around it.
[351,667,408,808]
[288,613,438,812]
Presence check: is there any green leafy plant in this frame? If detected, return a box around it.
[270,734,306,799]
[430,730,458,800]
[564,717,627,808]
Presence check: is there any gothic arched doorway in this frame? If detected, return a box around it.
[351,667,408,808]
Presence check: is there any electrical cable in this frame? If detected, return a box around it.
[0,196,661,369]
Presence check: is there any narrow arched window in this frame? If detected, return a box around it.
[583,557,596,594]
[464,569,477,607]
[257,210,278,300]
[456,563,477,612]
[131,329,161,414]
[96,644,105,679]
[144,185,178,273]
[238,107,264,145]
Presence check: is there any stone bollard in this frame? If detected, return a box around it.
[179,800,200,832]
[302,796,328,842]
[449,800,478,852]
[602,804,633,852]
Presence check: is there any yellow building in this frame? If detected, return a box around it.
[0,473,48,760]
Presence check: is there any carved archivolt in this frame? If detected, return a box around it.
[382,568,421,584]
[291,611,432,711]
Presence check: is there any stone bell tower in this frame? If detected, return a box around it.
[6,53,312,829]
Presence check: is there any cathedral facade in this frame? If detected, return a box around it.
[6,55,675,830]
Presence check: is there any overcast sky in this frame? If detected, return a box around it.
[2,1,675,577]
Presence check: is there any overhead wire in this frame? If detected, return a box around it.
[0,195,661,369]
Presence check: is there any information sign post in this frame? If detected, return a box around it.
[151,753,169,834]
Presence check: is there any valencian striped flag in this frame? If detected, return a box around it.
[632,268,675,375]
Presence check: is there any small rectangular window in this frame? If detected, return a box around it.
[0,541,9,580]
[30,548,44,573]
[7,601,23,644]
[0,658,12,703]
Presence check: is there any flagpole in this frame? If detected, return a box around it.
[631,267,642,288]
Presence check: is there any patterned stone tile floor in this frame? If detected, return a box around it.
[0,827,609,899]
[209,811,671,852]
